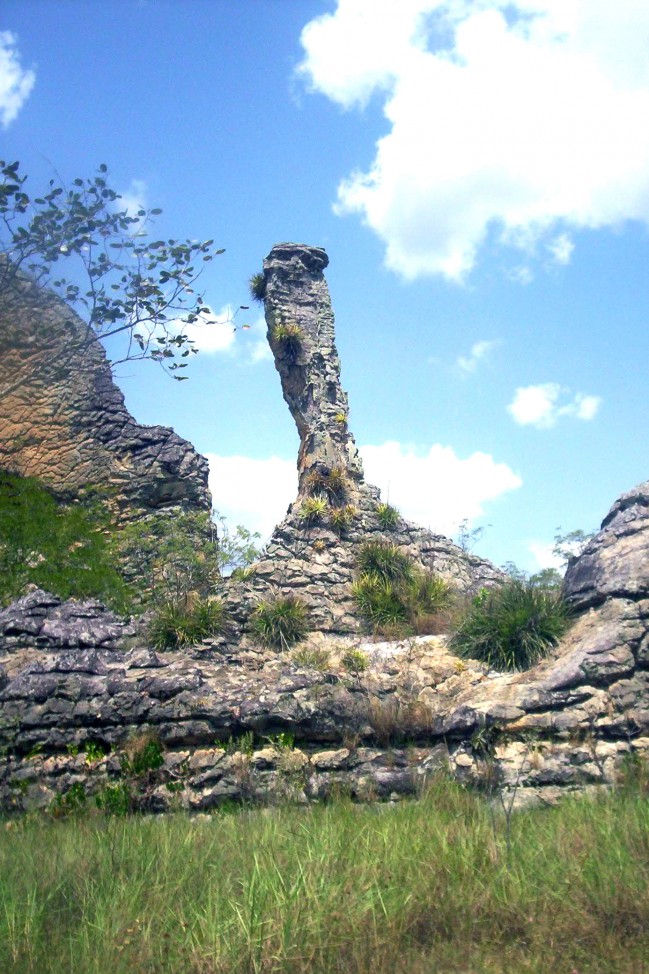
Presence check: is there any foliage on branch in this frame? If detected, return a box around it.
[0,159,224,379]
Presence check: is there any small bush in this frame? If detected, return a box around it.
[376,502,399,529]
[450,578,572,671]
[148,596,231,650]
[250,594,310,650]
[298,496,329,524]
[229,564,257,582]
[248,271,266,302]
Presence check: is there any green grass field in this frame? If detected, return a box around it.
[1,776,648,974]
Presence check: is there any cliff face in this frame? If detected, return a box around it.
[0,274,211,516]
[228,243,504,634]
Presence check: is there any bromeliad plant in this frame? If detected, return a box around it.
[250,594,310,651]
[450,578,572,671]
[352,540,453,636]
[148,596,232,651]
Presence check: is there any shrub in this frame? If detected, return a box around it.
[298,496,329,524]
[148,596,231,650]
[340,647,369,676]
[120,732,164,777]
[250,594,310,650]
[450,579,572,671]
[229,564,257,582]
[376,502,399,529]
[248,271,266,303]
[0,473,132,610]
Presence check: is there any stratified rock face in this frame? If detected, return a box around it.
[227,244,503,634]
[0,274,211,516]
[564,481,649,610]
[262,243,364,491]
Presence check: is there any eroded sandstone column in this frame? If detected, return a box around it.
[261,243,365,495]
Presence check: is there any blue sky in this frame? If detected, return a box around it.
[3,0,649,572]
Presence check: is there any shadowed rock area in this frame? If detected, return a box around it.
[227,244,503,634]
[0,273,211,517]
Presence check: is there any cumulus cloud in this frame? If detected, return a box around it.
[206,454,297,539]
[177,305,238,355]
[299,1,649,280]
[0,32,35,127]
[207,440,521,542]
[528,540,564,572]
[457,339,497,375]
[118,178,148,220]
[360,441,521,535]
[507,382,601,428]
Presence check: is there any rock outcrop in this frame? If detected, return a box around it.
[227,244,503,634]
[1,479,648,813]
[0,273,211,517]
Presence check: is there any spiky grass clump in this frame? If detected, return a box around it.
[250,594,310,650]
[298,496,329,524]
[352,574,410,629]
[148,596,230,650]
[330,504,357,533]
[450,578,572,671]
[376,502,399,529]
[248,271,266,303]
[271,322,303,360]
[356,540,414,585]
[304,466,349,503]
[353,542,453,636]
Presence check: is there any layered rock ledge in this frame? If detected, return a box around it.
[1,478,648,813]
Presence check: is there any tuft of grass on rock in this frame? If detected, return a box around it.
[148,595,231,650]
[250,594,310,650]
[450,578,572,671]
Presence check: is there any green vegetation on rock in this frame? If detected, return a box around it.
[0,473,131,610]
[250,594,310,650]
[451,578,572,671]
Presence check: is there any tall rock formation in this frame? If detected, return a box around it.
[0,272,211,517]
[228,243,503,634]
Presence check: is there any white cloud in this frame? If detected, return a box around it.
[457,339,497,374]
[507,382,601,428]
[118,178,148,219]
[299,1,649,280]
[528,540,564,571]
[177,304,237,355]
[207,439,521,542]
[206,454,297,540]
[547,232,574,266]
[244,315,272,364]
[359,441,521,535]
[0,32,35,127]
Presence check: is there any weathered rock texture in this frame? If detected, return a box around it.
[2,479,648,813]
[226,244,503,634]
[0,273,211,516]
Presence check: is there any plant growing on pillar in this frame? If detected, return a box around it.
[271,322,303,360]
[248,271,266,303]
[376,502,399,529]
[298,496,329,524]
[304,465,349,503]
[330,504,357,534]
